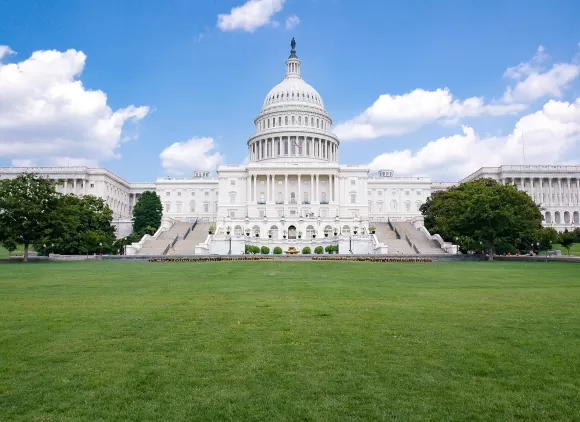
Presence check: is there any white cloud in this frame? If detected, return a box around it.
[285,15,300,30]
[159,137,224,176]
[503,45,580,103]
[0,45,15,60]
[217,0,285,32]
[0,47,149,167]
[368,98,580,180]
[334,88,525,141]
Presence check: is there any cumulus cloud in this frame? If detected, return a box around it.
[368,98,580,180]
[502,45,580,103]
[0,45,15,60]
[285,15,300,30]
[334,88,525,141]
[159,137,224,176]
[0,47,149,167]
[217,0,285,32]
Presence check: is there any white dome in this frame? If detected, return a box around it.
[263,78,325,110]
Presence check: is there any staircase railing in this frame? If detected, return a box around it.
[163,235,179,255]
[183,219,198,240]
[389,220,401,239]
[405,234,420,254]
[387,219,394,231]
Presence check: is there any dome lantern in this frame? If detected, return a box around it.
[285,37,301,79]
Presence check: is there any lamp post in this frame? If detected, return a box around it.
[546,240,552,262]
[455,237,459,254]
[99,242,102,256]
[226,226,231,255]
[51,243,55,255]
[43,243,46,257]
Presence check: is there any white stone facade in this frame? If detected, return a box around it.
[462,165,580,231]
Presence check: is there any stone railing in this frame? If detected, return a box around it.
[417,225,458,254]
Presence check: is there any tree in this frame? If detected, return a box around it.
[0,173,60,262]
[33,194,116,256]
[420,178,543,260]
[537,227,559,253]
[132,191,162,236]
[559,232,576,256]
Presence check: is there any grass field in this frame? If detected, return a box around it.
[1,261,579,421]
[552,242,580,256]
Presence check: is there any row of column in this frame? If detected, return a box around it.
[507,177,580,206]
[250,137,337,162]
[246,174,337,204]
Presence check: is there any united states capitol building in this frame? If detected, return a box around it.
[1,40,579,254]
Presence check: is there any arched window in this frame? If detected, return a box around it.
[416,201,422,211]
[342,225,351,235]
[234,225,243,236]
[573,211,579,224]
[298,116,301,125]
[285,116,288,125]
[311,117,314,127]
[350,192,357,204]
[324,225,333,236]
[272,118,275,127]
[292,115,295,125]
[545,211,552,223]
[306,225,316,238]
[390,200,398,211]
[564,211,571,224]
[252,225,260,236]
[278,117,281,126]
[290,192,296,204]
[405,201,411,212]
[165,203,171,212]
[555,211,561,224]
[270,225,279,239]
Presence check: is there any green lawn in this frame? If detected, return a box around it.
[1,261,579,421]
[552,242,580,256]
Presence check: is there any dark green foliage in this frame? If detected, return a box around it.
[273,246,283,254]
[537,227,559,251]
[421,178,543,259]
[33,194,116,255]
[0,173,61,261]
[558,231,575,255]
[260,246,270,255]
[302,246,311,254]
[112,233,142,253]
[324,245,333,254]
[314,246,323,254]
[132,191,162,236]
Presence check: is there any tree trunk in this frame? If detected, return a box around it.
[487,234,493,261]
[23,243,29,263]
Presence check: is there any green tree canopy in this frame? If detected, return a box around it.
[0,173,61,261]
[132,191,162,236]
[34,194,116,255]
[420,178,543,260]
[558,231,576,255]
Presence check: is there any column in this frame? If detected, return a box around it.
[284,174,288,204]
[540,178,544,204]
[330,175,333,203]
[316,174,320,202]
[266,174,270,202]
[310,175,314,202]
[253,175,257,202]
[530,178,535,203]
[73,179,77,194]
[246,176,251,203]
[298,174,302,204]
[568,178,572,206]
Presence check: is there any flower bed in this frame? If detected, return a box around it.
[312,257,433,262]
[149,256,274,263]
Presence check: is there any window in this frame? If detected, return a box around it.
[405,201,411,212]
[416,190,421,196]
[378,191,382,196]
[165,203,171,212]
[176,203,182,212]
[166,191,170,197]
[229,193,236,204]
[277,208,284,217]
[378,202,383,213]
[351,180,356,186]
[204,191,209,196]
[321,209,328,217]
[320,192,327,202]
[270,225,279,238]
[306,225,316,239]
[229,211,236,218]
[90,183,94,188]
[416,201,422,211]
[231,180,235,186]
[204,203,209,212]
[391,200,397,211]
[405,191,410,196]
[351,193,356,204]
[342,225,351,235]
[234,225,243,236]
[190,201,195,212]
[177,191,182,197]
[285,116,288,125]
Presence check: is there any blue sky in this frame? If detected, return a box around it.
[1,0,580,181]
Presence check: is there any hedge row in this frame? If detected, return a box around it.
[312,257,433,262]
[149,256,274,262]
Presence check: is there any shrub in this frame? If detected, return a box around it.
[302,246,311,254]
[324,245,332,254]
[253,246,260,254]
[331,245,339,253]
[314,246,323,254]
[273,247,283,254]
[261,246,270,255]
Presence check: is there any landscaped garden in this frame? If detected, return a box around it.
[1,261,579,421]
